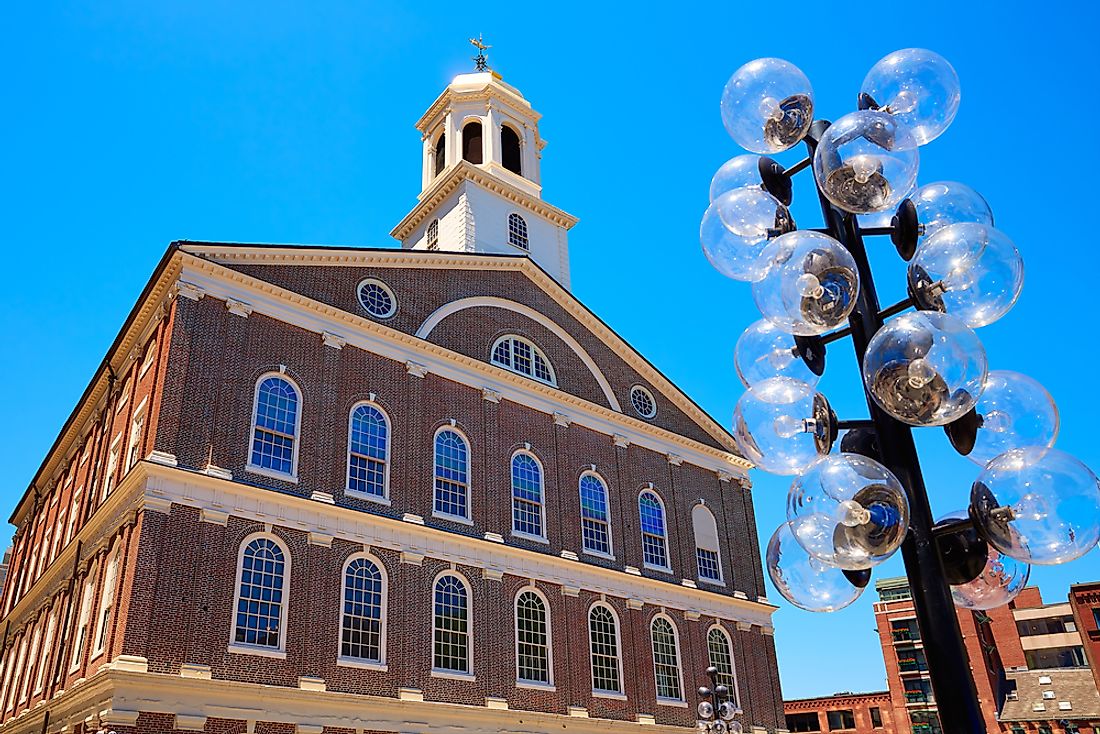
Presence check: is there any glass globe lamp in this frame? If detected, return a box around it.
[725,723,744,734]
[733,377,833,476]
[787,454,910,570]
[863,311,988,426]
[721,58,815,154]
[971,447,1100,565]
[911,181,993,242]
[951,542,1030,610]
[752,231,860,336]
[701,187,792,282]
[858,180,917,230]
[812,110,920,214]
[766,522,865,612]
[710,155,767,202]
[734,319,820,388]
[966,371,1059,467]
[718,701,739,721]
[861,48,961,145]
[908,223,1024,328]
[697,702,714,719]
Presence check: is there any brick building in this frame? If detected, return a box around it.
[0,70,786,734]
[784,691,892,732]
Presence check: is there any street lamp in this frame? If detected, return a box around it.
[696,666,743,733]
[702,49,1100,732]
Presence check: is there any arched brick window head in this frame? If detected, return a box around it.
[501,125,522,175]
[462,121,483,164]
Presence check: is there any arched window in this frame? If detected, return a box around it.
[707,626,739,706]
[580,473,612,556]
[515,589,551,684]
[651,616,683,701]
[693,504,724,583]
[434,429,470,520]
[340,556,385,663]
[508,213,529,250]
[511,452,545,539]
[491,335,554,384]
[249,375,300,477]
[433,573,470,673]
[462,121,483,164]
[501,124,522,175]
[427,219,439,250]
[348,403,389,499]
[232,536,289,650]
[434,132,447,176]
[588,604,622,694]
[639,490,670,570]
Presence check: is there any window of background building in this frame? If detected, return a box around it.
[904,678,933,704]
[826,710,855,731]
[897,646,928,672]
[1093,608,1100,629]
[1025,645,1087,669]
[785,712,822,732]
[891,618,920,643]
[1017,615,1077,636]
[909,711,942,734]
[869,707,883,728]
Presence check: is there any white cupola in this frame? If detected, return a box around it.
[390,69,578,289]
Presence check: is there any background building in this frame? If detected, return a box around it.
[784,691,892,733]
[0,69,785,734]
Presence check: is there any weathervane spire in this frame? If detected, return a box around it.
[469,34,491,72]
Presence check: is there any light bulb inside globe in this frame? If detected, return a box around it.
[812,110,920,214]
[721,58,815,154]
[733,377,836,476]
[956,371,1059,466]
[861,49,961,145]
[908,222,1024,328]
[862,311,988,426]
[752,231,860,336]
[787,454,910,570]
[700,188,792,282]
[734,319,821,388]
[766,522,866,612]
[971,447,1100,565]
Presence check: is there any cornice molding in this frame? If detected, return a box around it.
[415,80,540,134]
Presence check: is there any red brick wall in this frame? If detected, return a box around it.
[784,691,893,733]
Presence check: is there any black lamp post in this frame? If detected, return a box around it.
[695,666,743,733]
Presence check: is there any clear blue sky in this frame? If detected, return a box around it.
[2,0,1098,701]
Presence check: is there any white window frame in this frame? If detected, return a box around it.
[579,470,615,560]
[507,212,530,251]
[7,634,28,712]
[431,426,473,524]
[115,376,131,413]
[356,278,398,319]
[125,399,148,471]
[102,434,122,501]
[32,609,57,696]
[346,401,391,504]
[630,385,658,419]
[69,566,97,672]
[650,614,686,705]
[510,450,547,543]
[139,338,157,378]
[18,622,42,705]
[708,624,742,708]
[336,552,388,670]
[228,533,291,658]
[587,602,625,698]
[514,586,554,688]
[426,219,440,250]
[693,504,725,585]
[489,335,556,386]
[91,549,120,659]
[431,570,474,680]
[639,489,672,573]
[65,488,83,546]
[245,373,302,483]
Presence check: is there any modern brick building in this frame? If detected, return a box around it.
[783,691,892,732]
[0,69,786,734]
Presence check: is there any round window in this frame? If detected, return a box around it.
[630,386,657,418]
[357,278,397,319]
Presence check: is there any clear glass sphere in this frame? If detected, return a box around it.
[752,231,860,336]
[968,371,1059,467]
[971,447,1100,565]
[858,180,917,230]
[951,541,1030,610]
[787,454,910,570]
[725,722,744,734]
[911,181,993,242]
[734,318,821,388]
[863,311,988,426]
[710,155,766,202]
[813,110,920,214]
[861,48,961,145]
[701,187,792,282]
[721,58,815,154]
[766,522,865,612]
[718,701,738,721]
[733,377,832,475]
[698,702,714,719]
[712,722,728,734]
[908,223,1024,328]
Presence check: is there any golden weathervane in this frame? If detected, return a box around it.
[469,34,491,72]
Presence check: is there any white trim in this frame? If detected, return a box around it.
[629,385,658,419]
[510,450,547,541]
[579,470,614,558]
[649,613,685,704]
[245,372,303,481]
[490,334,557,386]
[345,400,391,502]
[432,569,473,676]
[638,489,672,573]
[587,601,625,696]
[337,552,388,666]
[433,426,472,522]
[229,532,291,654]
[418,296,620,411]
[514,586,554,687]
[335,657,388,672]
[692,503,725,585]
[705,623,742,709]
[356,278,398,319]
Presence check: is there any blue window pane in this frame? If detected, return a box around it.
[341,557,383,661]
[251,377,299,475]
[349,404,389,497]
[512,454,543,537]
[434,430,469,518]
[639,492,668,568]
[234,538,285,649]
